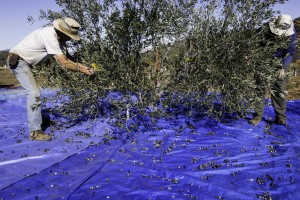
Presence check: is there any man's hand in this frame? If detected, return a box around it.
[54,54,95,75]
[80,65,95,76]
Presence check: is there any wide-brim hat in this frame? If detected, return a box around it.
[269,14,294,36]
[53,18,81,41]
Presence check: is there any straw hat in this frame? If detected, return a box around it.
[53,18,81,41]
[269,14,294,36]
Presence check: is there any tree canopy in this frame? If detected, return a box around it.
[30,0,292,130]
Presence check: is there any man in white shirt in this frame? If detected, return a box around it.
[7,18,95,141]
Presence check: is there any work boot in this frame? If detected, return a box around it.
[248,115,262,126]
[275,116,287,126]
[30,130,52,141]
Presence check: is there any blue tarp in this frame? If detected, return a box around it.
[0,88,299,199]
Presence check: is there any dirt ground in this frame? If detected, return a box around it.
[286,63,300,100]
[1,65,300,99]
[287,76,300,99]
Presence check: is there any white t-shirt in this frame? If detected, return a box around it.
[10,26,64,66]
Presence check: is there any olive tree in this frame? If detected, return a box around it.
[31,0,288,130]
[164,0,288,117]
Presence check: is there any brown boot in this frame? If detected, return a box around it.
[275,116,287,126]
[248,115,262,126]
[30,130,52,141]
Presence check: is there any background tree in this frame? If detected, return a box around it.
[0,50,9,67]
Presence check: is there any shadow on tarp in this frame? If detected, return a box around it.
[0,88,299,200]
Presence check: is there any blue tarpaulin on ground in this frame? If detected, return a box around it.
[0,88,299,200]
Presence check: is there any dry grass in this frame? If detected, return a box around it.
[0,68,19,88]
[287,63,300,100]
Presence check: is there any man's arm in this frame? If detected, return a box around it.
[283,30,297,69]
[54,54,95,75]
